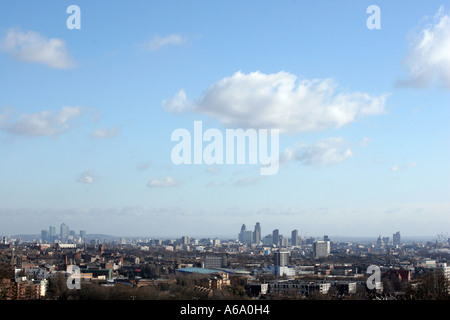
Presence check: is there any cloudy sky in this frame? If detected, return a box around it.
[0,1,449,239]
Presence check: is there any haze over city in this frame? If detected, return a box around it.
[0,1,449,239]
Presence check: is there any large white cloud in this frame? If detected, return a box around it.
[1,28,75,69]
[165,71,388,133]
[398,6,450,89]
[1,106,83,137]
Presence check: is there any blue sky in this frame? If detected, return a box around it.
[0,1,449,239]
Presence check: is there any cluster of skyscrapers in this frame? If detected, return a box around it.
[40,223,86,243]
[238,222,307,248]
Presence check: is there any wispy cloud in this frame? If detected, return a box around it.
[281,137,353,166]
[0,106,83,137]
[77,171,98,184]
[0,28,75,69]
[148,34,187,51]
[162,89,190,114]
[147,176,180,188]
[234,176,264,187]
[390,162,417,172]
[397,6,450,89]
[89,127,121,139]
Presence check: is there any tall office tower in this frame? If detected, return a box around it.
[41,230,49,243]
[49,226,56,242]
[383,237,390,246]
[313,241,330,259]
[291,230,299,246]
[60,223,69,242]
[376,235,384,247]
[274,251,289,266]
[242,230,253,244]
[263,234,273,245]
[253,222,261,244]
[80,230,86,241]
[239,224,246,242]
[393,231,401,246]
[182,236,190,245]
[324,235,330,242]
[272,229,280,246]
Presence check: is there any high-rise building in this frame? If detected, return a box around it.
[60,223,69,242]
[241,230,253,244]
[181,236,190,245]
[49,226,56,242]
[239,224,246,242]
[313,241,330,259]
[253,222,261,244]
[80,230,86,241]
[272,229,280,246]
[291,230,299,246]
[263,234,273,245]
[274,251,289,266]
[40,230,48,243]
[393,231,401,246]
[376,235,384,248]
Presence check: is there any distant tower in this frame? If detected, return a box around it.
[239,224,246,242]
[291,230,299,246]
[60,223,69,242]
[49,226,56,242]
[272,229,280,246]
[377,235,384,247]
[253,222,261,244]
[393,231,401,246]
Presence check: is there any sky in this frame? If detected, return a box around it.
[0,0,449,240]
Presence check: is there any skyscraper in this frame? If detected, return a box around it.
[49,226,56,242]
[239,224,246,242]
[272,229,280,246]
[253,222,261,244]
[41,230,48,243]
[60,223,69,242]
[291,230,299,246]
[80,230,86,242]
[393,231,401,246]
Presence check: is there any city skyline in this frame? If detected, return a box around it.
[0,1,449,238]
[3,220,430,246]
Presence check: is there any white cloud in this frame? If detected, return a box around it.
[390,162,417,172]
[1,28,75,69]
[147,176,180,188]
[148,34,187,51]
[162,89,190,114]
[165,71,388,133]
[281,137,353,166]
[89,127,121,139]
[77,171,98,184]
[397,7,450,89]
[1,106,83,137]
